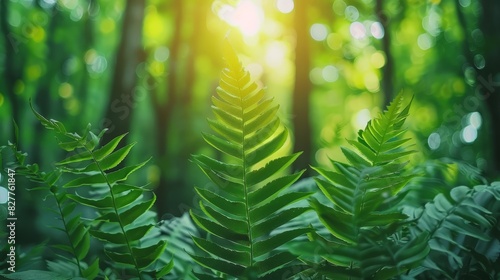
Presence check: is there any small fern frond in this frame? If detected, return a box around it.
[408,183,500,278]
[191,41,312,279]
[148,213,200,279]
[311,94,429,278]
[30,104,170,279]
[3,141,98,279]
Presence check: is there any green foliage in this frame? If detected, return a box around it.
[5,103,173,279]
[149,212,201,279]
[189,41,312,279]
[4,141,98,279]
[0,270,87,280]
[407,183,500,279]
[309,94,431,278]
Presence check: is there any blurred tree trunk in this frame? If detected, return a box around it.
[0,0,24,142]
[33,2,64,165]
[478,0,500,177]
[375,0,394,107]
[152,0,184,217]
[456,0,500,177]
[101,0,145,147]
[80,0,95,116]
[292,0,312,175]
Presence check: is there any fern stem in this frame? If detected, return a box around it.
[241,96,254,267]
[87,148,143,280]
[54,192,85,277]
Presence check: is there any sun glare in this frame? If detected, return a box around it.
[217,0,264,37]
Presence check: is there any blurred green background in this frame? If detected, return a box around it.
[0,0,499,247]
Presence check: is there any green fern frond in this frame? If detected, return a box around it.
[310,94,429,279]
[30,104,171,279]
[3,142,99,279]
[190,41,312,279]
[147,212,200,279]
[408,183,500,278]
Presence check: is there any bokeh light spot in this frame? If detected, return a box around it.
[417,33,433,50]
[217,0,263,37]
[233,0,263,36]
[100,18,115,34]
[474,54,485,69]
[309,67,324,85]
[265,42,287,67]
[428,132,441,150]
[58,83,73,99]
[154,47,170,62]
[310,23,328,41]
[9,10,21,27]
[148,60,165,76]
[353,109,371,130]
[26,64,43,80]
[64,98,81,116]
[469,112,482,129]
[344,6,359,21]
[322,65,339,82]
[92,56,107,73]
[459,0,471,7]
[370,51,386,68]
[0,187,8,204]
[246,63,264,80]
[276,0,294,14]
[461,125,477,143]
[364,73,380,92]
[350,22,366,39]
[370,22,384,39]
[326,33,342,50]
[32,26,45,42]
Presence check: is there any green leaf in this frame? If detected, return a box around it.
[93,133,128,161]
[192,236,250,266]
[253,228,311,257]
[119,196,156,226]
[190,254,245,277]
[67,193,112,209]
[133,240,167,268]
[89,229,125,244]
[79,143,136,172]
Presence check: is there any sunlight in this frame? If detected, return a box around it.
[217,0,264,37]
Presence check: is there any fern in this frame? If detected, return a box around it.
[153,213,200,279]
[407,182,500,279]
[3,141,99,279]
[29,104,172,279]
[190,41,312,279]
[310,94,430,278]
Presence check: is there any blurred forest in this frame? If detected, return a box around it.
[1,0,499,244]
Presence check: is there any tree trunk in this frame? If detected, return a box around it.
[101,0,146,147]
[0,0,24,142]
[292,0,313,175]
[152,0,184,217]
[478,0,500,177]
[375,0,394,107]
